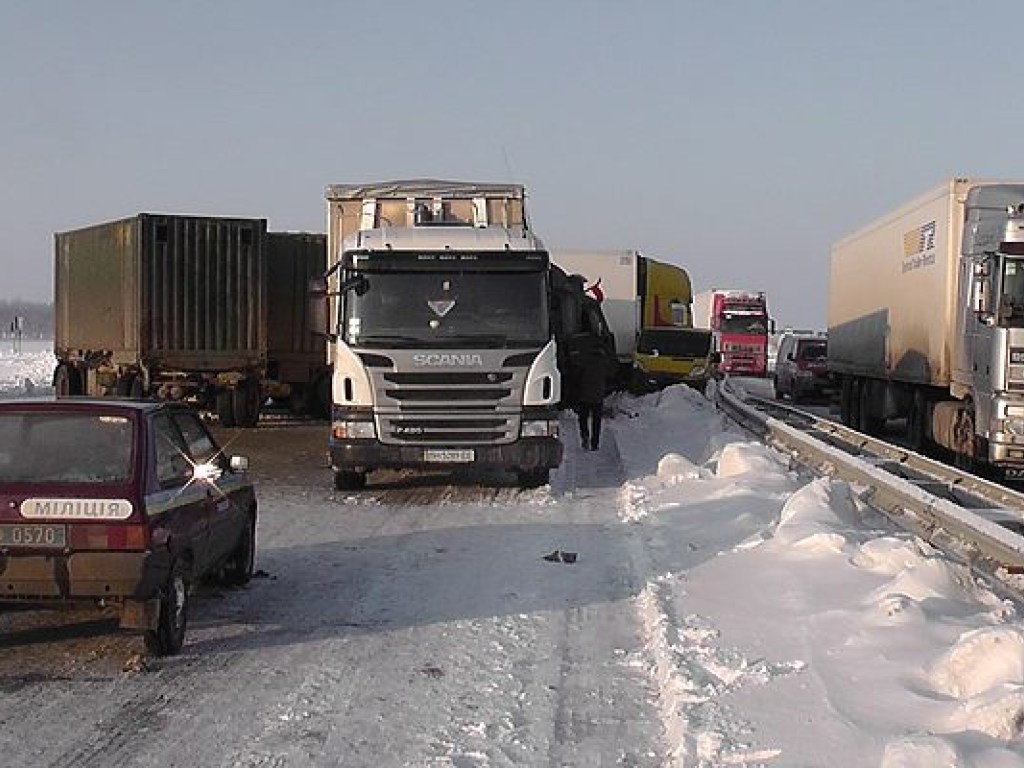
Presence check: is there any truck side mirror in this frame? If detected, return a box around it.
[308,276,330,337]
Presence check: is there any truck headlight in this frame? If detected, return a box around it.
[332,419,376,440]
[521,419,559,438]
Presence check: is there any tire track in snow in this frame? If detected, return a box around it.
[618,475,793,765]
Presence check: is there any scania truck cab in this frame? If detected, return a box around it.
[317,181,563,490]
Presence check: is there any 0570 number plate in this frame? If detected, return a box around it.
[0,524,67,548]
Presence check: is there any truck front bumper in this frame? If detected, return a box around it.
[331,437,563,473]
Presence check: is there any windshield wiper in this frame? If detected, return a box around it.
[353,335,424,346]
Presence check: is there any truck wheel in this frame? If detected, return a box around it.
[334,470,367,491]
[233,380,261,428]
[53,364,83,397]
[216,391,237,427]
[517,469,550,489]
[220,512,256,586]
[845,378,861,428]
[144,560,189,656]
[857,379,883,435]
[116,373,146,399]
[908,389,928,452]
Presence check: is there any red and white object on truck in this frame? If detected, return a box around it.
[692,289,773,377]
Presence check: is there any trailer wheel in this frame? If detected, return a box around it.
[857,379,883,435]
[908,389,928,452]
[232,380,261,429]
[216,391,237,427]
[53,364,84,397]
[846,378,862,429]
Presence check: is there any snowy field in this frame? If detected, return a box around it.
[0,348,1022,766]
[0,338,55,396]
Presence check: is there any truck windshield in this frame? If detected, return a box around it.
[998,257,1024,327]
[343,270,549,348]
[720,314,768,335]
[0,412,134,483]
[638,329,711,357]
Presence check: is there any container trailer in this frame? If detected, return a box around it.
[54,213,268,427]
[828,177,1024,473]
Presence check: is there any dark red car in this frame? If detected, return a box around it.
[0,398,257,655]
[773,333,834,402]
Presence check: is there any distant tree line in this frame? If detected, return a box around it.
[1,300,53,338]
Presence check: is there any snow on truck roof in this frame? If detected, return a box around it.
[326,180,525,200]
[344,225,544,253]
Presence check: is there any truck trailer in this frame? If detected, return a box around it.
[266,231,330,417]
[692,289,772,377]
[314,180,564,490]
[54,213,269,427]
[550,250,714,391]
[828,178,1024,473]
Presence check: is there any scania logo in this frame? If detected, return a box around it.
[412,353,484,366]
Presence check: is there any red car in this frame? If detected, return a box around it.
[0,398,257,655]
[773,333,834,402]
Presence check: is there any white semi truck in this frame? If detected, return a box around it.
[313,180,564,489]
[828,177,1024,474]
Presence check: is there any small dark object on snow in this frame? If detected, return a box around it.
[543,550,578,564]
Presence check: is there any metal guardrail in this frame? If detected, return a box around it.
[714,379,1024,575]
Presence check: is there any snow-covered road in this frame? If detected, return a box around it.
[0,347,1022,767]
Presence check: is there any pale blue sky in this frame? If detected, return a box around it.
[2,1,1021,329]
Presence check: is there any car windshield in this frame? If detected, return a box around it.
[0,412,134,483]
[342,270,549,348]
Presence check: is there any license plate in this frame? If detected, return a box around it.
[423,449,475,463]
[0,524,67,548]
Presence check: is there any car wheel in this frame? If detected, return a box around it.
[334,470,366,490]
[216,390,236,427]
[145,560,189,656]
[221,512,256,586]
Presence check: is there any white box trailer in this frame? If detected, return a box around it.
[549,250,641,365]
[828,177,1024,472]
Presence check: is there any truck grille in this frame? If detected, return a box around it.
[368,358,533,446]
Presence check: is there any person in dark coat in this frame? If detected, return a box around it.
[569,332,610,451]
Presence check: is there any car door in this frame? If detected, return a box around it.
[171,410,244,570]
[151,412,212,574]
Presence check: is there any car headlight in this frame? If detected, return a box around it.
[521,419,559,438]
[689,366,706,377]
[332,419,376,440]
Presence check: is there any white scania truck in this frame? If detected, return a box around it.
[828,178,1024,475]
[313,180,563,490]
